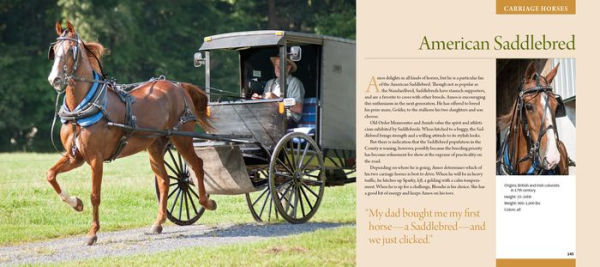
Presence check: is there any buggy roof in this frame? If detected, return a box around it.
[199,30,354,51]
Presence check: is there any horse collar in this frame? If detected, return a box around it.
[58,71,108,127]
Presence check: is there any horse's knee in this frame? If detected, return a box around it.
[90,194,101,206]
[46,170,56,183]
[157,177,168,187]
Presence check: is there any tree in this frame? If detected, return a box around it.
[0,0,355,151]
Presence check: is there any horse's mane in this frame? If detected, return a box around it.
[83,42,105,75]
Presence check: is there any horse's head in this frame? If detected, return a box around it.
[47,21,83,91]
[520,61,562,170]
[47,22,106,93]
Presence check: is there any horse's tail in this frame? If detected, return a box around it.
[180,82,213,132]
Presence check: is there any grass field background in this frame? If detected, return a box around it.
[0,153,356,247]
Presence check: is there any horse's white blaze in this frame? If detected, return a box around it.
[47,44,65,89]
[540,95,560,168]
[59,191,78,208]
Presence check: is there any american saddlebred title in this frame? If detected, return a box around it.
[419,34,575,50]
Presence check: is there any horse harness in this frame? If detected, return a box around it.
[49,34,196,162]
[499,73,567,175]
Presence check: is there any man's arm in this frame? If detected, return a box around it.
[290,102,303,114]
[287,77,305,115]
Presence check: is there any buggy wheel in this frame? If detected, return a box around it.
[245,166,279,222]
[155,144,205,226]
[269,132,325,224]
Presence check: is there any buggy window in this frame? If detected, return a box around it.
[240,45,321,99]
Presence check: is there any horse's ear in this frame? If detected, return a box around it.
[545,63,560,84]
[524,61,537,80]
[66,21,75,33]
[55,22,62,35]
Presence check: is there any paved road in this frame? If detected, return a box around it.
[0,222,348,265]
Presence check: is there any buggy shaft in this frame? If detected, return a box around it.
[107,122,257,144]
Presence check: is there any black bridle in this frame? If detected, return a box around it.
[500,73,566,175]
[48,31,108,93]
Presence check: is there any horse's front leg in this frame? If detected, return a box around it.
[85,155,103,246]
[47,155,85,211]
[147,138,169,234]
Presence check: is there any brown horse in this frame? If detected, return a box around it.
[46,21,216,245]
[497,61,570,175]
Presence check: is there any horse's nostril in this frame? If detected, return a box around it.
[52,78,62,87]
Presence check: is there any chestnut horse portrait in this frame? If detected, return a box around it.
[497,61,572,175]
[46,21,215,245]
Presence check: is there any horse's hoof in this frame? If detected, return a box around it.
[85,235,97,246]
[206,199,217,211]
[73,197,83,212]
[150,224,163,234]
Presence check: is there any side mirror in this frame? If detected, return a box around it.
[289,46,302,62]
[193,52,205,67]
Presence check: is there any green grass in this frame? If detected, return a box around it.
[0,153,355,245]
[61,226,356,267]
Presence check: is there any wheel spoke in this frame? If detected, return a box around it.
[170,182,178,186]
[188,186,199,199]
[301,183,319,198]
[287,142,297,171]
[297,186,306,217]
[267,191,273,222]
[295,141,302,166]
[177,150,184,174]
[276,178,293,190]
[185,189,198,215]
[283,147,296,172]
[164,161,179,176]
[167,149,182,174]
[184,189,190,221]
[259,189,271,219]
[298,142,310,169]
[168,186,178,198]
[299,152,316,172]
[299,185,314,210]
[169,188,182,214]
[277,182,293,204]
[292,185,300,218]
[178,188,184,221]
[183,161,190,181]
[283,184,296,214]
[275,158,294,174]
[252,187,269,207]
[273,172,294,179]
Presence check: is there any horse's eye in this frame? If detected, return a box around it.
[525,103,534,111]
